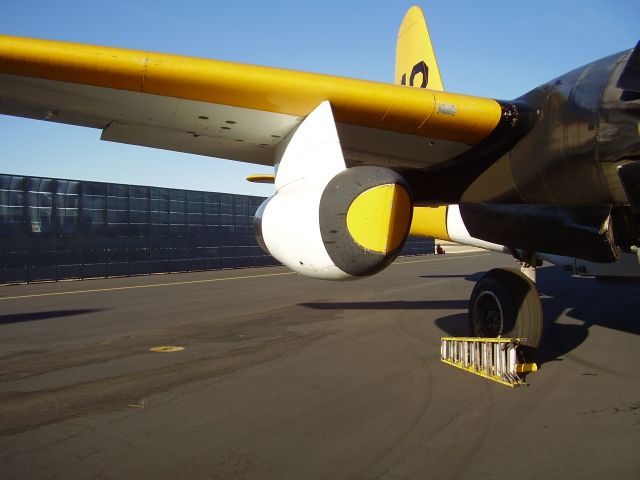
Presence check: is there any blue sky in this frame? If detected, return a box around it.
[1,1,638,197]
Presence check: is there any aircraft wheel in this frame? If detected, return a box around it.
[468,268,543,348]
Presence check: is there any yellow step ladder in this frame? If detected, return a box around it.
[440,337,537,387]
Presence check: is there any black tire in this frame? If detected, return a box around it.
[468,268,543,348]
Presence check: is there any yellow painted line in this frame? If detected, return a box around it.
[0,252,491,301]
[394,252,491,265]
[0,271,296,301]
[149,345,184,353]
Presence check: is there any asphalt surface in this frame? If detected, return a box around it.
[1,252,639,479]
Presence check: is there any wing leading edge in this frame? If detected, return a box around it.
[0,34,504,169]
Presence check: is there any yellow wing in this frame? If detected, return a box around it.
[0,34,501,169]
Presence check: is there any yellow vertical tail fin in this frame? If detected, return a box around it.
[395,6,444,91]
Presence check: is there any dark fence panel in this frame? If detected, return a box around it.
[0,173,435,284]
[401,237,436,256]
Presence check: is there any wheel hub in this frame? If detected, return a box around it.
[473,291,503,337]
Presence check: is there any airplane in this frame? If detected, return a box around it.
[0,6,638,356]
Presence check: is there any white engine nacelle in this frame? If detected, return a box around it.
[254,101,413,279]
[255,166,413,280]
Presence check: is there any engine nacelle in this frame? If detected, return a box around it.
[255,166,413,280]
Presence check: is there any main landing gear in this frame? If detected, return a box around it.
[440,254,542,386]
[468,256,543,350]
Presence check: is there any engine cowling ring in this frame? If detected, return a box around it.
[320,166,413,276]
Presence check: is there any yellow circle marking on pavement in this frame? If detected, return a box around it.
[149,345,185,353]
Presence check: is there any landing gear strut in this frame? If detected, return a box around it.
[518,253,541,284]
[468,267,543,348]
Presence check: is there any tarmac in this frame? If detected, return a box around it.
[1,251,639,479]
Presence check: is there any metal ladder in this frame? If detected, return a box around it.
[440,337,538,387]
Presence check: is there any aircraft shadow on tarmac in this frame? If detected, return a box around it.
[419,272,484,281]
[0,309,104,325]
[534,266,640,365]
[304,266,640,365]
[433,266,640,365]
[301,300,468,310]
[431,266,639,364]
